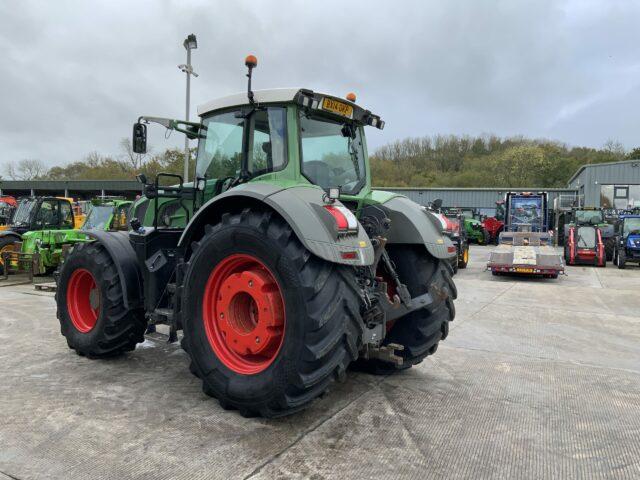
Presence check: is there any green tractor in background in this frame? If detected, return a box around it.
[0,197,79,275]
[55,55,457,418]
[445,207,489,244]
[1,198,132,276]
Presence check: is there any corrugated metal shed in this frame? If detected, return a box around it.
[376,187,578,212]
[567,159,640,207]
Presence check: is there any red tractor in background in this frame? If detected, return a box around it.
[0,196,18,230]
[564,215,606,267]
[482,200,505,244]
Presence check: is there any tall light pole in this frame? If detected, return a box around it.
[178,33,198,182]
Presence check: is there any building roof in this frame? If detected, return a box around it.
[568,159,640,185]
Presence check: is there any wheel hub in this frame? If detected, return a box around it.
[66,268,100,333]
[215,269,284,357]
[203,254,285,375]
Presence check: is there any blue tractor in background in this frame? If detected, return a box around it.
[613,215,640,269]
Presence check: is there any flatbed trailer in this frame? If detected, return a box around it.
[488,232,564,277]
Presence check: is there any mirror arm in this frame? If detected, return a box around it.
[138,116,203,139]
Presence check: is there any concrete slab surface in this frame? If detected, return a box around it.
[1,246,639,479]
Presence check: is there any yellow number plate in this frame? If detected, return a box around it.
[515,268,534,273]
[322,97,353,118]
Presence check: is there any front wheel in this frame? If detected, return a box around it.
[616,249,626,269]
[0,236,17,275]
[56,242,146,357]
[181,209,363,417]
[458,244,469,269]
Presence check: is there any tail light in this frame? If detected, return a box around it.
[323,205,358,234]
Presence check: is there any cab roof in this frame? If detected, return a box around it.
[199,88,316,116]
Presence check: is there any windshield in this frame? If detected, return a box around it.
[196,107,287,180]
[576,226,596,248]
[83,206,113,230]
[623,218,640,236]
[575,210,603,224]
[12,200,36,226]
[299,114,366,195]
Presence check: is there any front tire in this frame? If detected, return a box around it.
[181,209,363,417]
[458,244,469,269]
[0,236,17,276]
[356,245,456,375]
[56,242,146,357]
[616,249,627,269]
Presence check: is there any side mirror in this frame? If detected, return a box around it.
[133,123,147,154]
[432,199,443,210]
[136,173,148,185]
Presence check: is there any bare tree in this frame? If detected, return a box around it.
[4,159,48,180]
[603,139,625,159]
[120,137,150,171]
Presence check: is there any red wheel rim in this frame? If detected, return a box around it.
[66,268,100,333]
[203,254,285,375]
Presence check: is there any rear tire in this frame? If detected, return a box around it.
[56,242,147,357]
[604,237,615,262]
[181,209,363,417]
[355,245,456,375]
[616,249,626,269]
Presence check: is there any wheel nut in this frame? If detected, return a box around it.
[255,336,260,344]
[220,312,224,319]
[248,280,253,287]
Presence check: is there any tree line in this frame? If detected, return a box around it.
[2,135,639,188]
[370,135,639,188]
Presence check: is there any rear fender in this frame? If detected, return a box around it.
[82,230,143,310]
[372,195,451,259]
[178,184,375,266]
[0,231,21,242]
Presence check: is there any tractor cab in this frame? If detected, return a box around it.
[5,197,76,236]
[83,199,132,232]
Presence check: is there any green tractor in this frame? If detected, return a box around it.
[55,56,457,417]
[1,198,131,276]
[445,208,489,244]
[0,197,79,275]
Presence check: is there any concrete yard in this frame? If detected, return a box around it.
[1,245,639,480]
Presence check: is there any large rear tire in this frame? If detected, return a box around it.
[181,209,363,417]
[56,242,146,357]
[356,245,456,375]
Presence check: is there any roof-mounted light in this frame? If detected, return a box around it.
[346,92,357,102]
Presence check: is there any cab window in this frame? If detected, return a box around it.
[60,201,73,228]
[36,200,60,228]
[196,111,244,179]
[249,107,287,175]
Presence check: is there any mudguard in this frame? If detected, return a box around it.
[0,230,21,242]
[81,230,143,310]
[378,195,451,259]
[178,183,375,266]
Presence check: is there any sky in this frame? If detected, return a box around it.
[1,0,639,169]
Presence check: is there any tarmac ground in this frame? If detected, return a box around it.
[1,245,639,479]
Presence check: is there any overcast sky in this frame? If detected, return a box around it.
[1,0,639,168]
